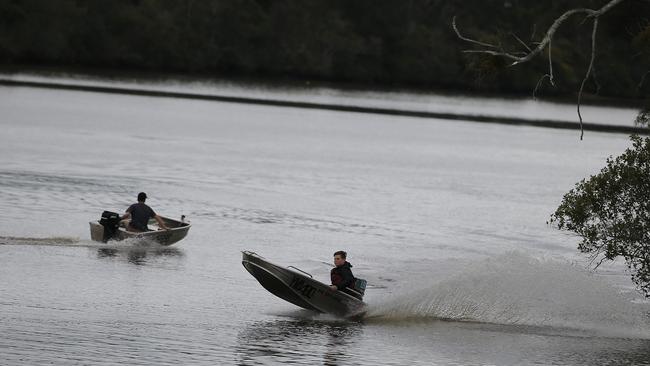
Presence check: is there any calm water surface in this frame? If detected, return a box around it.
[0,82,649,365]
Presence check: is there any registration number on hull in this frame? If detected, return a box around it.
[289,277,317,298]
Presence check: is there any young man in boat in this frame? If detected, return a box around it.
[120,192,170,232]
[329,251,356,293]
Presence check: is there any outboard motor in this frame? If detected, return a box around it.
[353,278,367,296]
[99,211,121,242]
[343,278,367,300]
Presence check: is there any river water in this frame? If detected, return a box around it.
[1,79,649,365]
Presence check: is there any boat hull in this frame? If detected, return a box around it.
[89,216,190,246]
[242,251,366,318]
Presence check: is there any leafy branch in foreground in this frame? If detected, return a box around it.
[550,136,650,297]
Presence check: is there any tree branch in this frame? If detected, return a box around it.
[451,17,499,49]
[453,7,602,66]
[577,18,599,141]
[533,39,556,99]
[453,0,628,138]
[511,32,533,53]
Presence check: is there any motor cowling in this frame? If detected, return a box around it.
[99,211,121,242]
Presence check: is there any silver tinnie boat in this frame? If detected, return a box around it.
[90,212,191,246]
[242,251,366,318]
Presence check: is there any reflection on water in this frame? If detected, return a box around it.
[97,246,184,265]
[0,235,185,265]
[0,235,187,253]
[236,318,362,365]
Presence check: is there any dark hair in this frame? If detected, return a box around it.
[333,250,347,259]
[137,192,147,201]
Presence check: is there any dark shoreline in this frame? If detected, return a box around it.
[1,64,646,109]
[1,77,647,136]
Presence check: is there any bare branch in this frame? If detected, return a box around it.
[597,0,627,14]
[533,38,555,98]
[511,32,532,53]
[592,66,603,95]
[577,18,599,141]
[452,16,498,49]
[533,74,553,99]
[461,50,521,63]
[455,8,594,66]
[547,38,555,87]
[454,0,625,63]
[453,0,628,138]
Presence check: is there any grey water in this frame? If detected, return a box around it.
[1,79,649,365]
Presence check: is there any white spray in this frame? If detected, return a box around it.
[365,251,650,338]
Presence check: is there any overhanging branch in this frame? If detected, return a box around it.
[453,0,628,139]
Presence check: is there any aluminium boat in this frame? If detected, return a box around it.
[242,251,366,318]
[89,211,191,246]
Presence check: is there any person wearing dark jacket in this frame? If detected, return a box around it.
[330,250,355,291]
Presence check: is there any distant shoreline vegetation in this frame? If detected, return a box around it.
[1,1,648,104]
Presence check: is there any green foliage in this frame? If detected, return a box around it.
[551,136,650,296]
[0,0,649,96]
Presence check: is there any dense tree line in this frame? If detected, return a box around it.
[0,0,648,98]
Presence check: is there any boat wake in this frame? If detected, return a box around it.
[0,235,176,251]
[364,251,650,339]
[0,235,84,247]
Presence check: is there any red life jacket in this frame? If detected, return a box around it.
[331,270,344,286]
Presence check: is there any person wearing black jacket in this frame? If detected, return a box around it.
[330,251,355,291]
